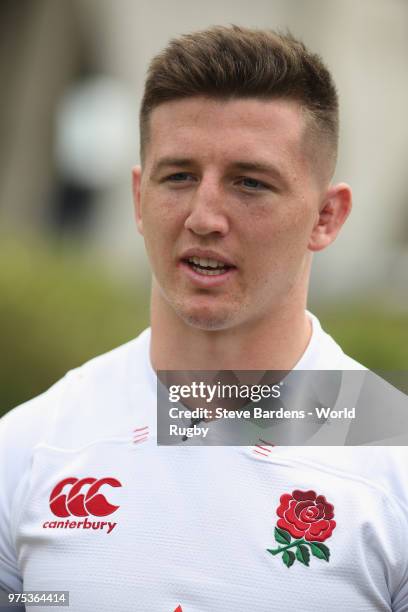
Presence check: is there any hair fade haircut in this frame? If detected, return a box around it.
[140,25,339,171]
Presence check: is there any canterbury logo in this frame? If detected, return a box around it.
[49,477,122,517]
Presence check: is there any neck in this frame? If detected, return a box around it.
[150,286,312,372]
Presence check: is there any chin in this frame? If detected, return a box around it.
[178,306,235,331]
[164,288,242,331]
[184,315,230,331]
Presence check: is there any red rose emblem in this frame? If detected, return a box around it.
[276,489,336,542]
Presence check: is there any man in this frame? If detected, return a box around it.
[1,26,407,611]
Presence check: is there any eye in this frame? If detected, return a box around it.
[165,172,195,182]
[238,177,269,191]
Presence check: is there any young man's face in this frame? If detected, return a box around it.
[133,96,346,331]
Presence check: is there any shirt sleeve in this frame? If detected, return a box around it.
[0,409,24,595]
[388,448,408,612]
[393,581,408,612]
[0,378,66,598]
[392,525,408,612]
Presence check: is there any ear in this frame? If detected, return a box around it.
[132,165,143,235]
[308,183,352,252]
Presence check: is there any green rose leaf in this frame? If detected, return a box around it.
[309,542,330,561]
[296,544,310,566]
[274,527,291,545]
[282,550,295,568]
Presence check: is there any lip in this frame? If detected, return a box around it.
[179,248,235,267]
[178,259,237,287]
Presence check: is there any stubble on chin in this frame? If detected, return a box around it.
[181,311,232,331]
[171,294,239,332]
[156,277,245,332]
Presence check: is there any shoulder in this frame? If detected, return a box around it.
[285,446,408,518]
[301,312,366,370]
[0,330,151,592]
[0,327,152,457]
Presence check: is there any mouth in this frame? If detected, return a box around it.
[182,256,233,276]
[178,252,237,287]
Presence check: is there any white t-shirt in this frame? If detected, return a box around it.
[1,314,407,611]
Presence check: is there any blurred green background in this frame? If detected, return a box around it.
[0,235,149,417]
[1,235,407,418]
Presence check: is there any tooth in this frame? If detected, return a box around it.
[192,264,227,276]
[207,259,218,268]
[193,256,200,264]
[199,258,209,267]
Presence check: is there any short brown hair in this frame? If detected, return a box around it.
[140,25,339,171]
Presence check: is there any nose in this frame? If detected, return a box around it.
[184,178,229,237]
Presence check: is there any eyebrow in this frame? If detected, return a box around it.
[150,157,287,185]
[150,157,194,176]
[231,161,286,185]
